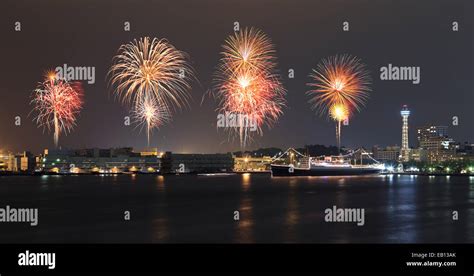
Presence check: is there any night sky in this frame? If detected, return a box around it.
[0,0,472,154]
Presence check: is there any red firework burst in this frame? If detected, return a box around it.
[31,74,84,147]
[214,27,286,148]
[219,71,285,130]
[307,54,371,117]
[307,54,372,151]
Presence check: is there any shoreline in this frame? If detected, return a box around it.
[1,171,473,177]
[381,172,474,177]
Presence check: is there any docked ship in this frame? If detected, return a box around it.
[271,148,383,177]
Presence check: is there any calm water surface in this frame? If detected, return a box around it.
[0,174,473,243]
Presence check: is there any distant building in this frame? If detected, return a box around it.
[0,152,9,171]
[139,148,162,157]
[234,156,272,171]
[372,146,400,162]
[409,148,425,162]
[20,151,36,172]
[6,153,21,172]
[161,152,234,173]
[424,137,456,163]
[420,135,445,151]
[416,125,457,163]
[457,143,474,161]
[39,147,161,173]
[417,125,449,147]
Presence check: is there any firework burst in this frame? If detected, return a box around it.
[329,103,349,122]
[307,54,371,151]
[31,74,84,147]
[220,27,276,77]
[108,36,193,145]
[132,97,170,146]
[214,27,286,148]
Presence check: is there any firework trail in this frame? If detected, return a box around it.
[132,97,170,146]
[108,36,194,145]
[214,27,286,148]
[31,73,84,147]
[307,54,371,151]
[329,103,349,151]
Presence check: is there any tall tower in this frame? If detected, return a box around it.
[400,105,410,162]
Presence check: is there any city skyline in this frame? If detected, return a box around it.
[1,111,471,157]
[0,0,472,154]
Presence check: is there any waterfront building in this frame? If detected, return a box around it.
[6,153,21,172]
[0,152,9,171]
[39,147,161,173]
[409,148,425,162]
[426,148,457,163]
[234,156,272,172]
[161,152,234,173]
[372,145,400,162]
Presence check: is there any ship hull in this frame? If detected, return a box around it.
[271,165,381,177]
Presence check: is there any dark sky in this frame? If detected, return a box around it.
[0,0,472,154]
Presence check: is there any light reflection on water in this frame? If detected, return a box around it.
[376,175,419,242]
[386,174,394,185]
[3,173,473,243]
[40,175,50,189]
[152,175,168,242]
[235,173,254,243]
[241,173,251,192]
[468,184,474,238]
[156,175,165,192]
[237,174,474,242]
[284,179,299,242]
